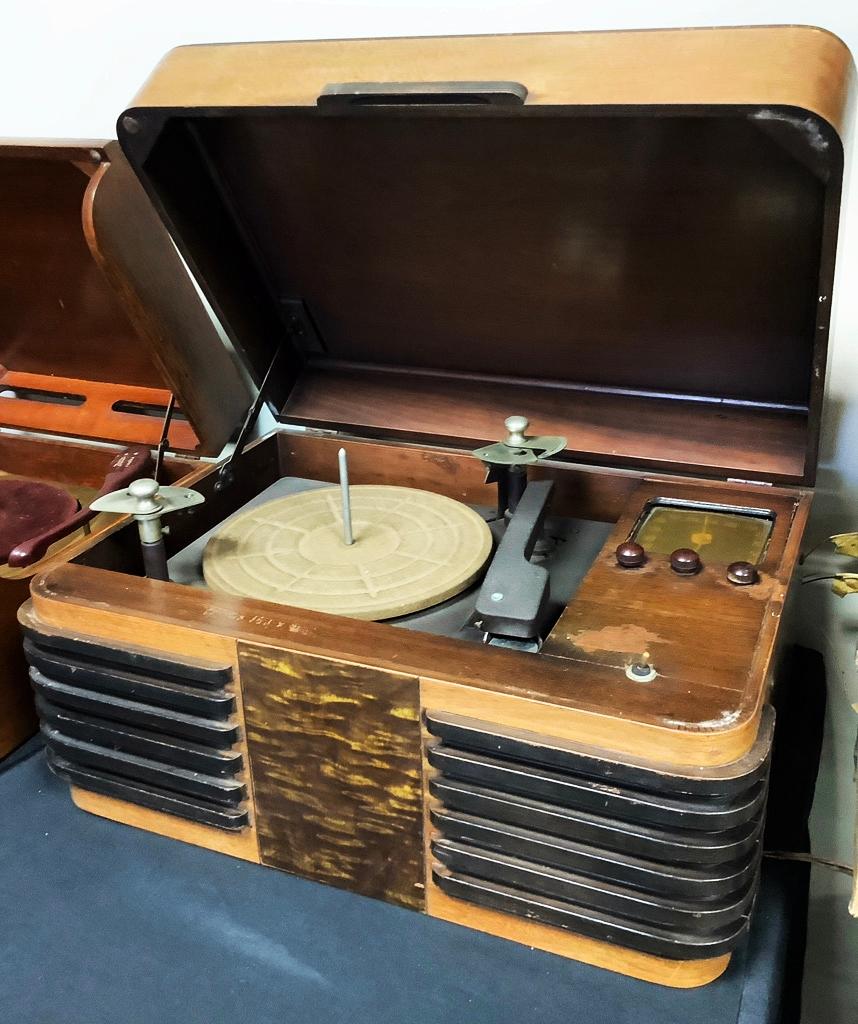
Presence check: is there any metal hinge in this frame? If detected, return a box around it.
[277,424,340,438]
[727,478,774,487]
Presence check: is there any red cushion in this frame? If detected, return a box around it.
[0,480,79,564]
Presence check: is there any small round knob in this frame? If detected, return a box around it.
[670,547,702,575]
[504,415,529,446]
[625,651,657,683]
[128,478,158,498]
[727,561,759,586]
[127,478,161,515]
[615,542,646,568]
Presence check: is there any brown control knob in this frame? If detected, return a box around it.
[615,542,646,568]
[727,561,759,586]
[670,547,701,575]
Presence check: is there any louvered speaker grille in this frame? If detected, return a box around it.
[426,711,772,960]
[26,628,248,831]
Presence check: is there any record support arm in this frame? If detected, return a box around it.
[215,344,286,493]
[473,416,566,517]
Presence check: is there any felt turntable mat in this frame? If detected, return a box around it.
[203,484,493,620]
[0,478,78,564]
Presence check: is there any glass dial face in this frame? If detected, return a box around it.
[633,503,773,565]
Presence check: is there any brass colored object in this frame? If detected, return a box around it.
[473,415,566,468]
[635,503,772,565]
[625,651,657,683]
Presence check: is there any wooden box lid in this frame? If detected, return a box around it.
[112,26,854,483]
[0,142,206,452]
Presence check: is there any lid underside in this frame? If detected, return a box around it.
[115,32,849,482]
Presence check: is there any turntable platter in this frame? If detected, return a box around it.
[202,484,493,620]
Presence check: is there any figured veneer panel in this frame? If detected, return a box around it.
[239,644,425,909]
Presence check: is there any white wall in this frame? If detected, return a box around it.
[2,1,857,1018]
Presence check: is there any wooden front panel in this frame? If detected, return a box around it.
[239,644,425,909]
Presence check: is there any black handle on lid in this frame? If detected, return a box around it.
[317,81,527,108]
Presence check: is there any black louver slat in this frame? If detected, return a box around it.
[28,630,247,832]
[426,711,770,961]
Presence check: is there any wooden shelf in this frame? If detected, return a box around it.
[282,366,808,484]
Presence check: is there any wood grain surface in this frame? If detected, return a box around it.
[70,786,260,862]
[283,367,809,484]
[130,27,853,133]
[0,144,200,448]
[31,462,802,770]
[425,879,730,988]
[279,433,640,524]
[0,145,163,389]
[30,559,764,766]
[0,367,197,449]
[239,644,424,908]
[27,432,813,768]
[116,26,854,487]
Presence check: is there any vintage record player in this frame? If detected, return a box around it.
[20,26,853,986]
[0,140,217,758]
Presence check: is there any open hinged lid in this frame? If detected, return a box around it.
[113,26,854,484]
[0,142,242,454]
